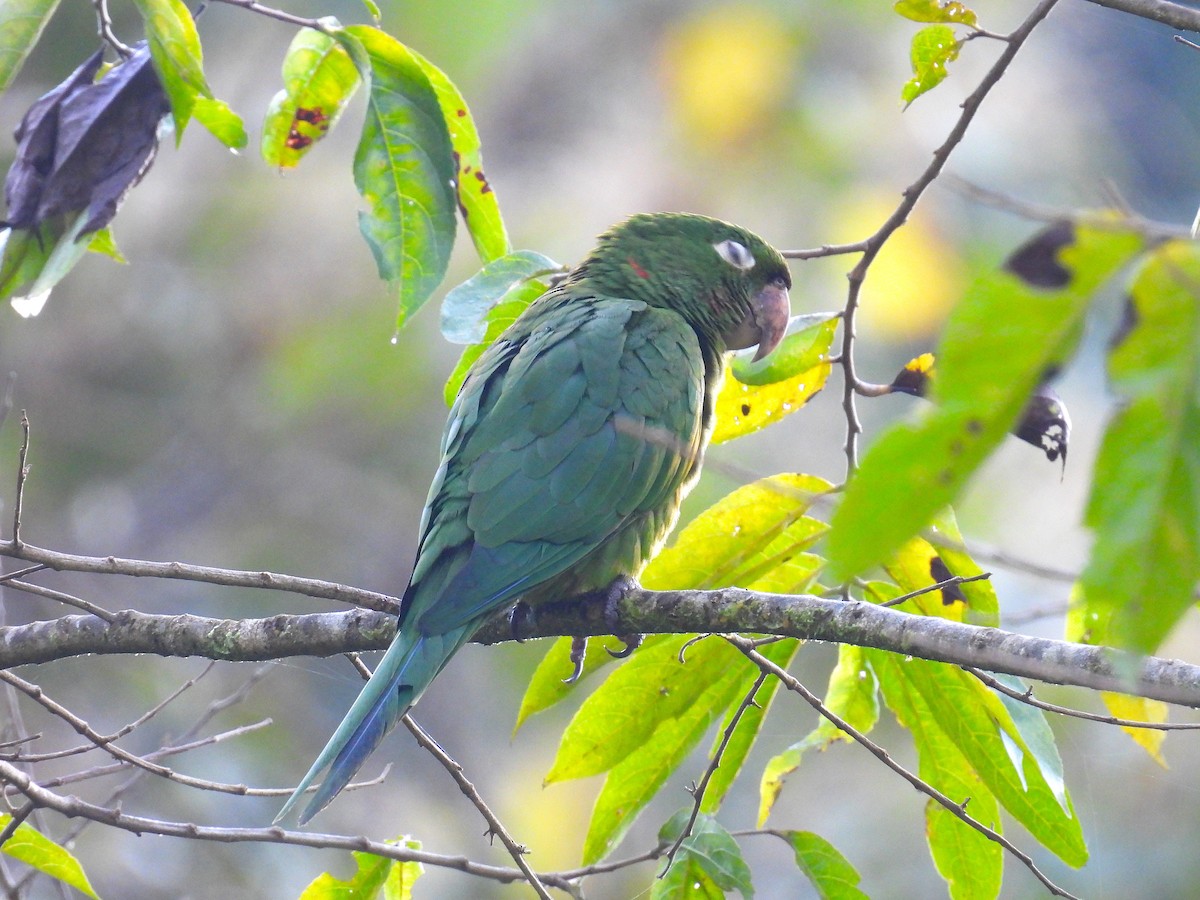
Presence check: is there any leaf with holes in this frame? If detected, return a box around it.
[713,316,837,444]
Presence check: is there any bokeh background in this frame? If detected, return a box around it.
[3,0,1200,897]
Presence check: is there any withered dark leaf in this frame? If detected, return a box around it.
[3,50,104,229]
[888,352,935,397]
[1003,220,1075,289]
[4,43,169,236]
[1015,384,1070,467]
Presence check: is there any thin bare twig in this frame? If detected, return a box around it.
[338,653,552,899]
[837,0,1060,475]
[0,540,400,614]
[966,666,1200,731]
[404,716,551,899]
[91,0,132,57]
[6,580,116,622]
[7,663,217,763]
[0,759,580,892]
[11,413,29,548]
[0,564,45,585]
[0,671,287,798]
[660,669,769,873]
[724,635,1079,899]
[879,573,993,608]
[209,0,329,30]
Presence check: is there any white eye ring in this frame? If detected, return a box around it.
[714,239,756,270]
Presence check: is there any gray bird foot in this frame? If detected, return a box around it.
[603,575,643,659]
[563,636,588,684]
[508,601,536,643]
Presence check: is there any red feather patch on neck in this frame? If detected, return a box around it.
[627,257,650,279]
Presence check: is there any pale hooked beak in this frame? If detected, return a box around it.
[725,282,791,361]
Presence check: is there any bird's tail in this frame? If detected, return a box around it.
[275,625,471,825]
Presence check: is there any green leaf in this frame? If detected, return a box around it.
[580,648,752,864]
[728,312,840,385]
[547,636,741,783]
[900,25,959,107]
[643,473,834,591]
[299,838,423,900]
[1079,240,1200,653]
[894,0,978,26]
[869,633,1086,866]
[654,812,754,900]
[337,26,457,331]
[3,211,95,316]
[0,0,60,95]
[407,47,510,263]
[440,250,558,343]
[133,0,210,139]
[713,317,837,444]
[0,815,101,899]
[701,639,800,814]
[785,831,868,900]
[442,258,558,404]
[514,634,664,732]
[192,95,247,150]
[0,222,55,306]
[757,644,878,826]
[828,223,1144,580]
[86,227,126,263]
[262,26,361,169]
[870,641,1002,900]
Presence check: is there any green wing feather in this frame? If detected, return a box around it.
[408,290,707,631]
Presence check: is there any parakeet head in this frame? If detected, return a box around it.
[575,212,792,360]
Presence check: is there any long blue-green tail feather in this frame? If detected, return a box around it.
[275,625,472,825]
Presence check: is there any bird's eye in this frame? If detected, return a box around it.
[714,239,756,270]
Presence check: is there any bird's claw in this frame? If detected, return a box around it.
[562,636,588,684]
[606,632,643,659]
[508,601,535,643]
[603,574,643,659]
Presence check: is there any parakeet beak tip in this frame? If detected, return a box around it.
[750,283,790,362]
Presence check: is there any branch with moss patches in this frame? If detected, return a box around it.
[5,583,1200,709]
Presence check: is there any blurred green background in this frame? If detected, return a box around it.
[3,1,1200,897]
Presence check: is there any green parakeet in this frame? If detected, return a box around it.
[278,213,791,824]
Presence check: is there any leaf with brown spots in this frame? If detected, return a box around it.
[406,46,511,264]
[261,27,360,169]
[828,224,1143,579]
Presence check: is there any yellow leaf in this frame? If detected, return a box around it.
[1102,692,1168,766]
